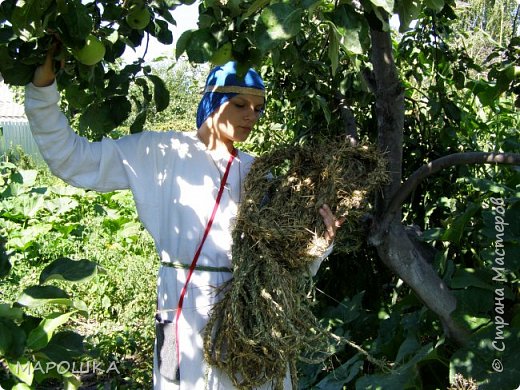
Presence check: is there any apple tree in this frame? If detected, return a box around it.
[0,0,198,139]
[174,0,520,388]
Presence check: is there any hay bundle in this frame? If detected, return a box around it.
[203,139,388,389]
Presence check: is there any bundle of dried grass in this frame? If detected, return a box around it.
[203,139,388,389]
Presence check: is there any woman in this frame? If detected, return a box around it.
[25,50,341,389]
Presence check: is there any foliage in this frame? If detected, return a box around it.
[1,155,157,388]
[0,0,187,139]
[1,160,95,388]
[455,0,519,51]
[171,0,520,388]
[123,57,208,132]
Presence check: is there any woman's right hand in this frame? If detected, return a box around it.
[32,43,60,87]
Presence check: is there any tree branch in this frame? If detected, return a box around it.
[382,152,520,226]
[374,222,470,346]
[337,96,359,145]
[369,25,405,217]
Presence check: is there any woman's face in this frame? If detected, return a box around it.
[209,94,265,144]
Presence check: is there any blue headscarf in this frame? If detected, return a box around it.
[196,61,265,129]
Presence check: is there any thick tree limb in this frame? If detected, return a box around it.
[374,222,470,345]
[369,28,405,216]
[378,152,520,233]
[368,152,520,346]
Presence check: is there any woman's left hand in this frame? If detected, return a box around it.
[319,204,344,244]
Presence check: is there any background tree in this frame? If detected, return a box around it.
[124,57,208,132]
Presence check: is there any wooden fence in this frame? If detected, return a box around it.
[0,120,44,163]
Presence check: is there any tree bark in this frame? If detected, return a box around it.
[368,23,470,345]
[370,27,404,218]
[374,222,470,344]
[339,98,358,145]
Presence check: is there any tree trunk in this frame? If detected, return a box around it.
[370,28,404,216]
[367,24,470,345]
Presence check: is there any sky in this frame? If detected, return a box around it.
[121,2,199,64]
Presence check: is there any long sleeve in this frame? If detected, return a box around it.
[307,244,333,276]
[24,81,141,192]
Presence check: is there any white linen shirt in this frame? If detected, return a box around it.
[24,82,325,389]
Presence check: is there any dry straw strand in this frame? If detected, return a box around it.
[203,138,389,389]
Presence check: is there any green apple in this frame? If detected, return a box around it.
[505,65,520,80]
[126,5,151,30]
[210,43,233,66]
[73,34,106,66]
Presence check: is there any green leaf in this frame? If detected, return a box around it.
[355,344,434,389]
[130,110,147,134]
[450,325,520,388]
[243,0,270,19]
[443,100,461,122]
[65,84,92,109]
[39,258,99,284]
[11,0,53,41]
[17,286,72,308]
[481,202,519,243]
[12,383,32,390]
[27,312,74,350]
[467,79,499,107]
[147,74,170,112]
[44,197,79,215]
[63,371,81,389]
[79,96,132,137]
[7,223,52,251]
[327,23,340,76]
[260,4,303,41]
[0,26,14,44]
[396,0,421,32]
[0,240,11,279]
[7,357,34,385]
[0,320,14,356]
[62,0,92,42]
[39,331,85,362]
[72,299,89,314]
[450,268,495,291]
[315,95,332,124]
[175,29,194,59]
[324,291,365,324]
[0,56,35,86]
[442,203,480,244]
[424,0,445,13]
[316,354,363,388]
[481,243,520,275]
[395,335,421,363]
[0,318,26,359]
[338,25,363,55]
[19,169,38,187]
[154,19,173,45]
[368,0,394,14]
[451,288,494,329]
[420,227,444,241]
[185,28,216,63]
[0,303,24,321]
